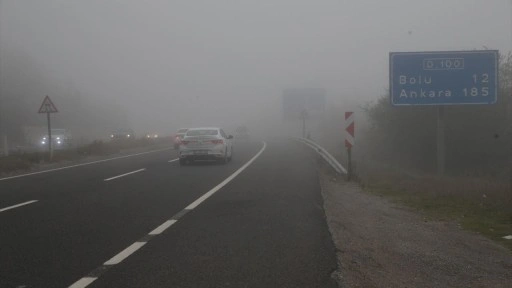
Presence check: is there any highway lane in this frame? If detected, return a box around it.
[0,140,337,287]
[86,140,337,288]
[0,142,262,287]
[0,147,178,206]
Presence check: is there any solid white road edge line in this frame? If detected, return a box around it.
[185,141,267,210]
[0,200,38,213]
[68,277,97,288]
[168,158,179,163]
[104,242,147,265]
[0,147,174,181]
[104,168,146,181]
[148,220,177,235]
[67,141,266,288]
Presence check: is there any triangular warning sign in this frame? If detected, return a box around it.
[38,95,58,113]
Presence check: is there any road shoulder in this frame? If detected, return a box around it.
[319,171,512,288]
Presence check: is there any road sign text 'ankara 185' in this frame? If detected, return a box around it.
[345,112,354,148]
[390,50,498,106]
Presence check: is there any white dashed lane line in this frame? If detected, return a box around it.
[0,200,38,214]
[168,158,179,163]
[68,277,97,288]
[103,242,147,265]
[148,220,177,235]
[68,141,267,288]
[104,169,146,182]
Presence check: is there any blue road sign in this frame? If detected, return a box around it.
[390,50,498,106]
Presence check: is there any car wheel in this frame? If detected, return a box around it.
[179,158,187,166]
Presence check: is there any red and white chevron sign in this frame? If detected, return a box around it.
[345,112,355,148]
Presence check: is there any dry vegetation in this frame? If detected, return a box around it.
[355,160,512,251]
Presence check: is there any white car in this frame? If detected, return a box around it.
[178,127,234,165]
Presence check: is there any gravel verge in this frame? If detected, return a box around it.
[319,171,512,288]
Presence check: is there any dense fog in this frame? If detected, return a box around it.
[0,0,511,146]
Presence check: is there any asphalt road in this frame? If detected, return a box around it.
[0,140,337,288]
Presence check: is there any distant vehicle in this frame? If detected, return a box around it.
[110,129,135,140]
[178,127,233,165]
[235,126,250,141]
[40,128,72,149]
[173,128,188,149]
[145,133,159,139]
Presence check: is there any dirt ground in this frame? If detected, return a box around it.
[319,172,512,288]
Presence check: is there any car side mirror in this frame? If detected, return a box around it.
[228,135,234,139]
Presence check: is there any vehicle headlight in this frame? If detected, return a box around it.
[110,134,114,138]
[154,134,158,138]
[127,134,131,138]
[57,140,62,144]
[56,137,61,140]
[41,141,46,145]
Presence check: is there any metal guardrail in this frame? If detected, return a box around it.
[294,138,347,175]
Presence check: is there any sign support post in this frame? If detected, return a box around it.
[47,112,53,161]
[437,106,445,176]
[345,112,355,180]
[347,146,352,181]
[38,95,58,161]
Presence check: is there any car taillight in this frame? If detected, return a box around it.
[210,139,224,144]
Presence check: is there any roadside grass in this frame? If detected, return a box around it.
[0,155,33,172]
[359,170,512,251]
[0,137,171,175]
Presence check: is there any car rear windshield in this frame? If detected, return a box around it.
[186,129,218,136]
